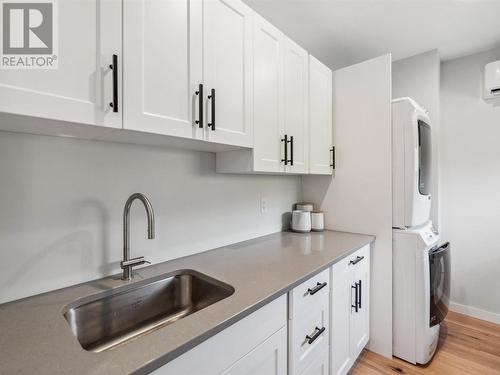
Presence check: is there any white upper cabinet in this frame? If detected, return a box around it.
[283,37,309,174]
[0,0,122,128]
[123,0,203,139]
[0,0,332,171]
[252,13,284,172]
[203,0,253,147]
[216,17,313,175]
[309,56,333,175]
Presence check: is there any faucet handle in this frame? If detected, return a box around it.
[121,256,150,269]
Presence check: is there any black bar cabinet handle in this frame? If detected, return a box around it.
[305,326,325,344]
[195,84,203,128]
[308,281,327,295]
[349,255,364,266]
[330,147,335,168]
[281,135,288,165]
[357,280,362,309]
[208,89,215,131]
[109,54,118,112]
[289,136,294,166]
[351,283,358,312]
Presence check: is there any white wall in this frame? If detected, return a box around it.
[440,47,500,323]
[302,54,393,357]
[0,132,300,304]
[392,50,441,228]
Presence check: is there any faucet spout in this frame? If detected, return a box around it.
[122,193,155,280]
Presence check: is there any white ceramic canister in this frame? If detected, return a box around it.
[311,211,324,232]
[291,210,311,233]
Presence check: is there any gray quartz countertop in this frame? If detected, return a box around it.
[0,230,374,375]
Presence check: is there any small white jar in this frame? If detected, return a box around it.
[291,210,311,233]
[311,211,324,232]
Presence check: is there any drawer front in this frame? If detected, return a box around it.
[344,245,369,270]
[289,294,329,375]
[289,268,330,318]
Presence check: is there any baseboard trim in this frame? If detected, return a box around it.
[450,301,500,324]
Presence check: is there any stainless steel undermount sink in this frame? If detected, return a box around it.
[63,270,235,352]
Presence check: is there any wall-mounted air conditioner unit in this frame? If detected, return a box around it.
[484,61,500,102]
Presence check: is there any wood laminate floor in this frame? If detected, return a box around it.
[350,311,500,374]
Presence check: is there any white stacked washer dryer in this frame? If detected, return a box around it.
[392,98,451,364]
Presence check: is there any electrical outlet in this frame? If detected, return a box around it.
[260,196,268,214]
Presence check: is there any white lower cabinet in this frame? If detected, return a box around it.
[300,349,329,375]
[288,268,330,375]
[350,246,370,359]
[221,326,287,375]
[330,245,371,375]
[148,247,370,375]
[151,294,287,375]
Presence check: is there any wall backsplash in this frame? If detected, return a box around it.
[0,132,301,304]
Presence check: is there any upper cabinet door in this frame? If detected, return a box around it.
[0,0,122,128]
[252,13,284,173]
[284,38,309,174]
[203,0,253,147]
[309,56,333,175]
[123,0,202,138]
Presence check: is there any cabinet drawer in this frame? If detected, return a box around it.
[289,293,329,375]
[289,268,330,318]
[344,245,369,270]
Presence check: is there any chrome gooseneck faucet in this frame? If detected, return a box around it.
[121,193,155,280]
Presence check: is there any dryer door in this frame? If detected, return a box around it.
[429,242,451,326]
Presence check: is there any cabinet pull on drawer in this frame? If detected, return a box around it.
[307,282,327,295]
[305,326,325,344]
[349,255,364,265]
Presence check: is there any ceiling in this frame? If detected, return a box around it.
[243,0,500,70]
